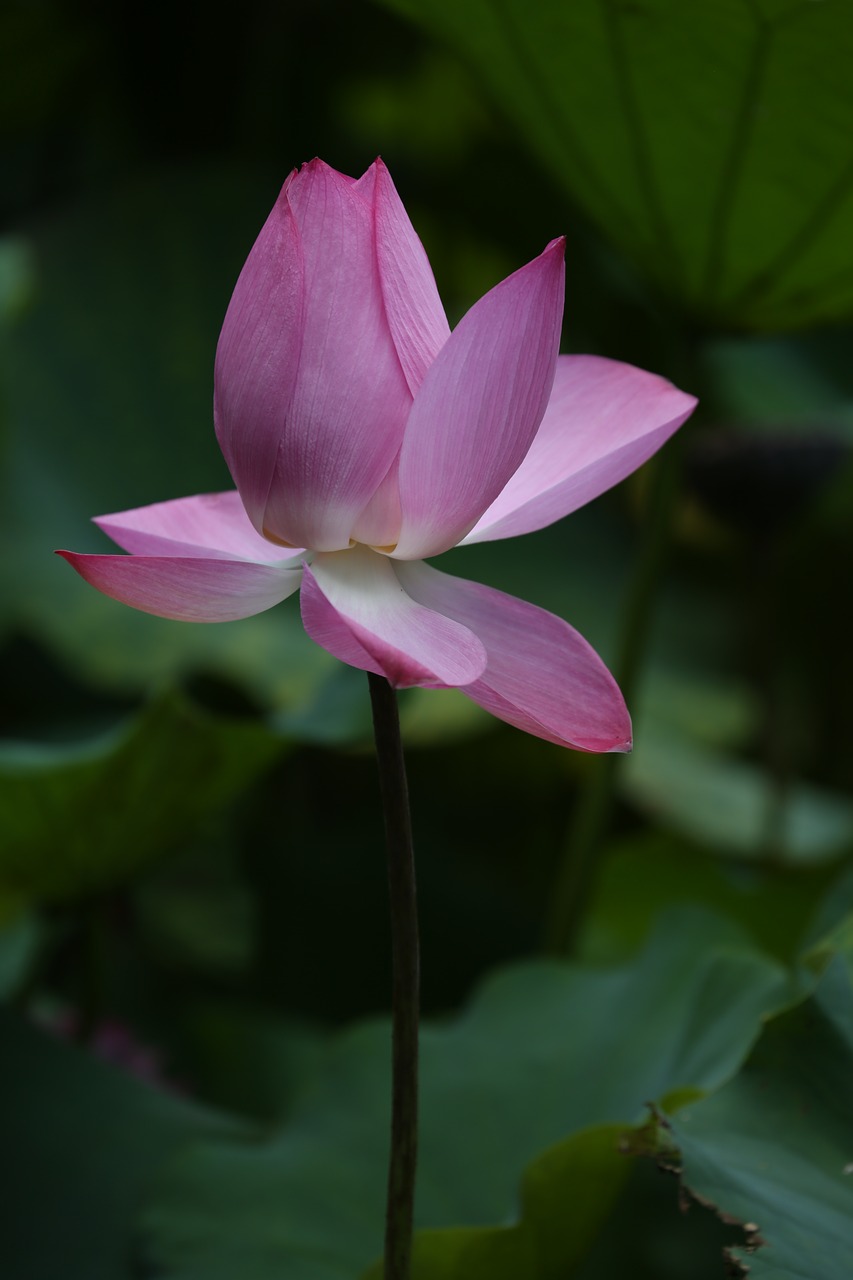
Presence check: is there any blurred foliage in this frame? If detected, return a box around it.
[667,954,853,1279]
[1,0,852,1277]
[0,691,282,905]
[139,911,788,1280]
[0,1002,235,1280]
[382,0,853,330]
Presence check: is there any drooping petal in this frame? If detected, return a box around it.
[95,491,303,563]
[262,160,413,551]
[463,356,698,544]
[214,177,305,536]
[300,546,487,689]
[370,159,451,394]
[57,552,301,623]
[393,239,565,560]
[396,560,631,752]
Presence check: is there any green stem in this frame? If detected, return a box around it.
[368,672,419,1280]
[545,432,687,955]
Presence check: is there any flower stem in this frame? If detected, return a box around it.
[367,672,419,1280]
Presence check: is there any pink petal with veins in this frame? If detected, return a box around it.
[260,160,412,550]
[370,159,451,394]
[57,552,302,623]
[397,560,631,752]
[95,491,303,562]
[464,356,697,544]
[214,178,304,538]
[393,239,564,560]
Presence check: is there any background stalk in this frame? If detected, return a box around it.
[368,672,420,1280]
[545,432,686,955]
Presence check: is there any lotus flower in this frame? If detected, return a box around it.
[59,159,696,752]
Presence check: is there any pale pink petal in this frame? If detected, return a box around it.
[95,492,303,563]
[463,356,697,544]
[300,546,487,689]
[262,160,412,551]
[57,552,301,623]
[371,159,450,394]
[393,240,565,560]
[349,457,402,549]
[397,561,631,752]
[214,175,304,536]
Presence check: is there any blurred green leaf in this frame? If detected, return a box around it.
[623,722,853,863]
[140,911,786,1280]
[136,843,256,978]
[635,668,756,749]
[0,692,282,903]
[0,1004,234,1280]
[0,236,33,325]
[665,956,853,1279]
[175,1003,331,1124]
[803,907,853,985]
[365,1124,632,1280]
[382,0,853,328]
[801,864,853,959]
[578,832,838,964]
[702,330,853,439]
[571,1148,747,1280]
[0,905,40,997]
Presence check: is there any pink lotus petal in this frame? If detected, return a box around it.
[371,159,450,394]
[349,457,403,549]
[261,160,412,551]
[57,552,301,623]
[397,560,631,751]
[463,356,698,544]
[214,177,305,537]
[300,546,487,689]
[95,491,303,563]
[393,239,565,560]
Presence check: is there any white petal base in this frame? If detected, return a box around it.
[301,546,487,688]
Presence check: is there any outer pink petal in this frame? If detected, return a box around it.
[393,239,565,560]
[371,159,451,394]
[95,492,303,563]
[463,356,698,544]
[300,547,487,689]
[214,176,304,537]
[396,560,631,752]
[57,552,301,623]
[262,160,412,551]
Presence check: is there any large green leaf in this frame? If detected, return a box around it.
[381,0,853,329]
[665,956,853,1279]
[140,911,787,1280]
[366,1123,633,1280]
[0,1005,234,1280]
[0,692,282,903]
